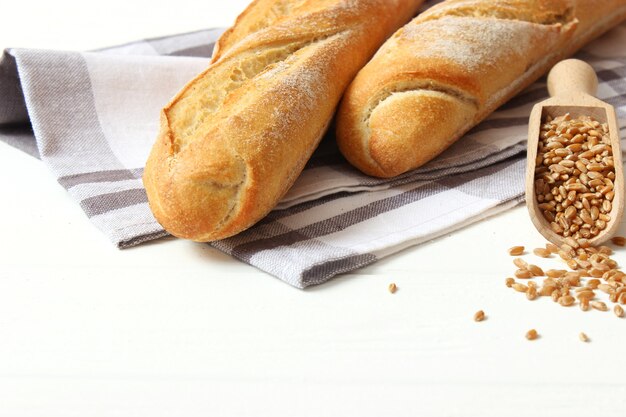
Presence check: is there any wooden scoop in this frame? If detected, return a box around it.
[526,59,624,247]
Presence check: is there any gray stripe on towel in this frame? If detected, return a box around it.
[59,167,144,188]
[81,188,148,217]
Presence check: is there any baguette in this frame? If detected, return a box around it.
[336,0,626,178]
[143,0,423,241]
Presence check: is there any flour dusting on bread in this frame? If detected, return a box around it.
[401,17,538,71]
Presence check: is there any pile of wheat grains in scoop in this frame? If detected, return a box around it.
[534,113,616,240]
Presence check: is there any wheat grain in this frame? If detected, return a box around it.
[526,329,538,340]
[474,310,486,322]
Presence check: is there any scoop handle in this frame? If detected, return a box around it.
[547,59,598,98]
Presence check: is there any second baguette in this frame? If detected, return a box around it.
[336,0,626,178]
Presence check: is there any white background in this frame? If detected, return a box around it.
[2,1,626,416]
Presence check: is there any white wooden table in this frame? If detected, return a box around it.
[2,2,626,416]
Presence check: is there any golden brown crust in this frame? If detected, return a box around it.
[212,0,311,63]
[143,0,423,242]
[336,0,626,178]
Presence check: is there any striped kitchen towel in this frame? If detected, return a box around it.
[1,21,626,288]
